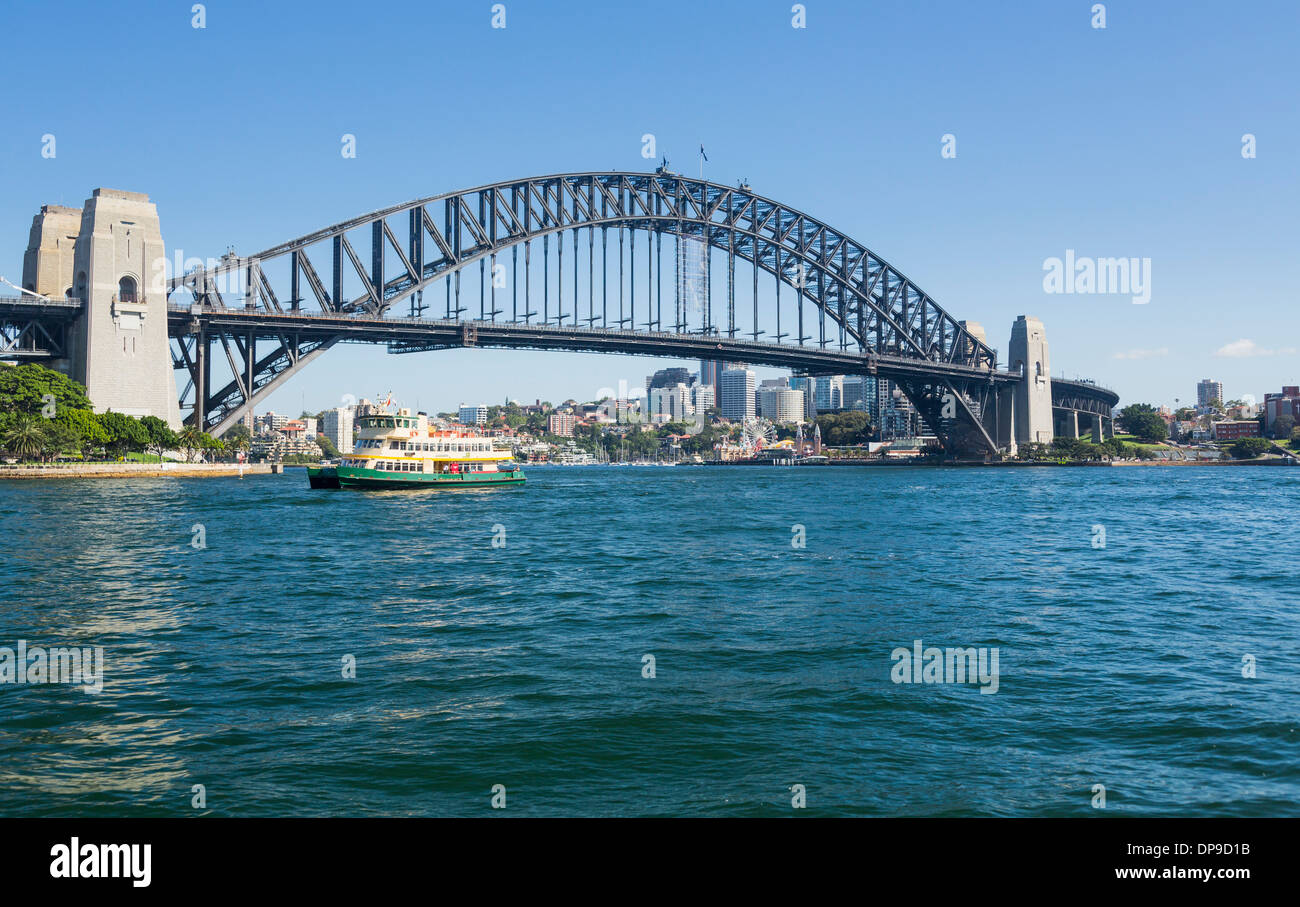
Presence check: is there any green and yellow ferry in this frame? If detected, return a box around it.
[308,407,525,490]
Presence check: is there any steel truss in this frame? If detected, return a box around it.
[0,297,78,360]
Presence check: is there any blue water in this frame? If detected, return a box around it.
[0,465,1296,816]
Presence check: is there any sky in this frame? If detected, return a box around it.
[2,0,1297,415]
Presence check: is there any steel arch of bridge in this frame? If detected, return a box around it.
[168,170,1006,449]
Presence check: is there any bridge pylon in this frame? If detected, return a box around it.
[21,190,181,428]
[1008,315,1052,448]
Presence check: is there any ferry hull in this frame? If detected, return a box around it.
[328,466,525,490]
[307,466,341,489]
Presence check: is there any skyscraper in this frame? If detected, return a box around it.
[1197,379,1224,412]
[720,366,756,421]
[841,375,876,414]
[699,360,721,389]
[789,376,816,418]
[758,385,806,423]
[647,367,696,397]
[814,376,844,413]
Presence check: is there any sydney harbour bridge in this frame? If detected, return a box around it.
[2,169,1118,458]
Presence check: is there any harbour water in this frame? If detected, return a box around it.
[1,465,1296,816]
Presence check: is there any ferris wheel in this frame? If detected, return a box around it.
[741,418,777,451]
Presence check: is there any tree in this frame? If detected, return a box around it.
[815,411,872,446]
[1,414,48,460]
[0,362,92,416]
[1117,403,1168,444]
[1290,426,1300,450]
[200,433,225,461]
[1230,437,1271,460]
[53,408,109,458]
[1017,441,1051,461]
[1271,414,1295,440]
[1098,436,1134,459]
[177,425,205,463]
[1050,437,1101,460]
[39,420,80,461]
[139,416,178,460]
[97,412,149,459]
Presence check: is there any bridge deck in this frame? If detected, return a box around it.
[164,304,1017,385]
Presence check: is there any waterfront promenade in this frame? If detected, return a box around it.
[0,462,279,479]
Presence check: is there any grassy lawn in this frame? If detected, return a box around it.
[1112,433,1169,454]
[120,452,167,463]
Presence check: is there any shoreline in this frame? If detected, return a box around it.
[701,457,1296,468]
[0,462,282,480]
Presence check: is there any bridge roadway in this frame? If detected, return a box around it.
[164,303,1019,386]
[0,295,1121,424]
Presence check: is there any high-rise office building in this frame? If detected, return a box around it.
[699,360,722,389]
[649,383,693,423]
[692,383,715,413]
[814,376,844,413]
[841,375,875,415]
[647,367,696,397]
[720,367,756,421]
[789,376,816,418]
[758,385,806,423]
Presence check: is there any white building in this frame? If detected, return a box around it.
[649,383,693,423]
[720,367,756,421]
[758,385,806,423]
[789,376,815,417]
[692,383,715,413]
[320,407,354,454]
[458,403,488,426]
[258,411,290,433]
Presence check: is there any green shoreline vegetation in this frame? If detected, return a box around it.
[5,363,1289,468]
[0,362,236,465]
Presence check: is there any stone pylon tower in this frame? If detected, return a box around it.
[20,205,83,375]
[1008,315,1052,446]
[23,190,181,428]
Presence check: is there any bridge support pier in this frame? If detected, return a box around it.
[994,384,1017,455]
[1009,315,1052,447]
[1091,413,1103,443]
[194,328,207,431]
[1062,410,1079,439]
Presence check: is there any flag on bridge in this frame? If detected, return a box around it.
[699,145,708,162]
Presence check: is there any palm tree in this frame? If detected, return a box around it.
[1,415,48,462]
[178,425,204,463]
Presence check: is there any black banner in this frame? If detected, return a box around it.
[0,817,1283,893]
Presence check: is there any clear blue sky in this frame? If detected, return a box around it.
[3,0,1296,414]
